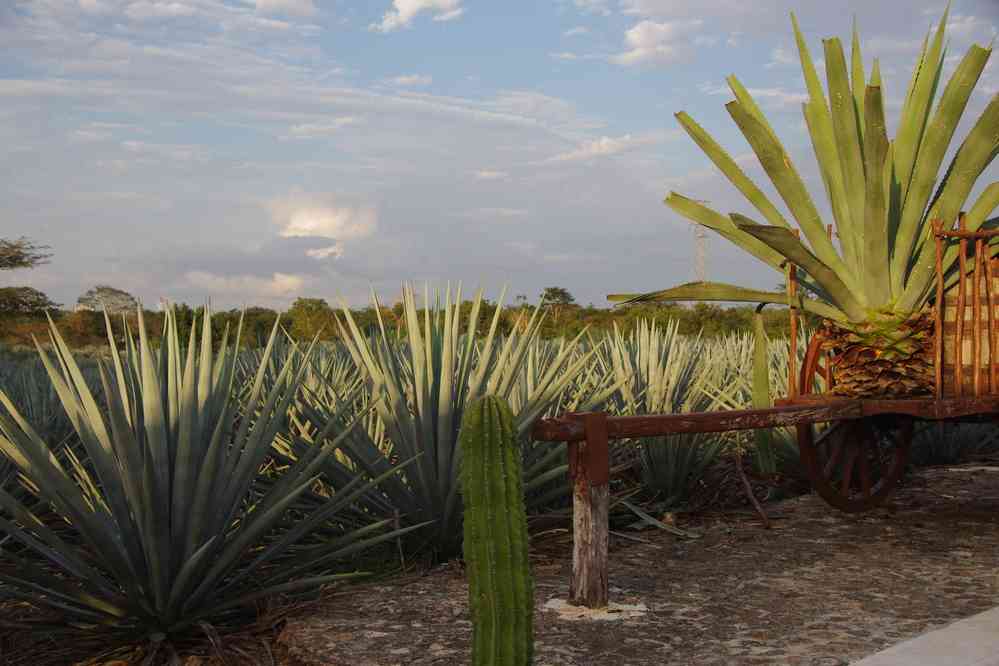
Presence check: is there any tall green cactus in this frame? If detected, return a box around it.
[459,396,534,666]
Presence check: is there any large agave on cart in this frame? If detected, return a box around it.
[609,9,999,512]
[614,9,998,400]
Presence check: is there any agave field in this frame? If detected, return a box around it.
[0,286,792,658]
[2,284,997,662]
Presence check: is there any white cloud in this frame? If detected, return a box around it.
[387,74,433,86]
[698,81,807,110]
[467,207,528,220]
[551,51,578,61]
[305,244,344,259]
[254,0,317,17]
[473,169,509,180]
[79,0,111,13]
[611,20,701,66]
[544,133,661,163]
[70,129,112,142]
[564,26,589,37]
[947,14,997,40]
[124,2,197,22]
[371,0,464,32]
[286,117,359,137]
[268,193,377,241]
[573,0,610,16]
[182,270,306,298]
[765,46,796,68]
[121,140,208,161]
[433,8,464,21]
[620,0,752,20]
[864,36,924,56]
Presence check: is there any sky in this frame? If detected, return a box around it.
[1,0,998,310]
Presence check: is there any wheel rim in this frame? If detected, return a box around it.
[796,335,913,512]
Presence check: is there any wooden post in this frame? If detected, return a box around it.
[956,215,968,396]
[986,252,997,393]
[567,412,609,609]
[934,219,944,399]
[974,237,983,396]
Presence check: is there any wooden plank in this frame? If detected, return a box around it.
[567,412,609,609]
[988,250,997,393]
[936,229,999,239]
[531,401,864,442]
[974,238,983,396]
[935,219,944,399]
[861,397,999,419]
[956,215,968,397]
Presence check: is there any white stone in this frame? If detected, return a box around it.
[542,598,648,621]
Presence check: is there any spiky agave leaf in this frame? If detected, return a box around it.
[0,306,418,652]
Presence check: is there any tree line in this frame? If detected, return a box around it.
[0,237,802,350]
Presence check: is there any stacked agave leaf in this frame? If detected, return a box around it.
[612,10,999,398]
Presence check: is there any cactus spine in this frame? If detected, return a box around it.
[459,396,534,666]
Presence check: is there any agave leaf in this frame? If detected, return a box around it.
[851,19,866,137]
[899,93,999,311]
[608,281,848,322]
[672,115,790,230]
[870,58,882,87]
[792,12,857,264]
[726,101,859,297]
[802,100,858,270]
[863,84,891,306]
[824,38,867,262]
[725,76,782,148]
[751,309,776,475]
[892,44,993,297]
[663,193,785,271]
[736,225,865,319]
[895,10,948,206]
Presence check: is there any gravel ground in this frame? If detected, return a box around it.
[279,464,999,666]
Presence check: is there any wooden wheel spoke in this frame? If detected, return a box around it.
[840,444,859,495]
[822,438,844,479]
[858,440,873,499]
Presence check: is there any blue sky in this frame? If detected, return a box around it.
[2,0,997,309]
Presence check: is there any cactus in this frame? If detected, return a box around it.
[459,395,534,666]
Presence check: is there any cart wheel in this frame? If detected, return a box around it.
[797,417,913,512]
[796,334,913,512]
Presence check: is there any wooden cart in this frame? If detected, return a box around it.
[531,221,999,608]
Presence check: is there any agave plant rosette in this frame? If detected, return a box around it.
[0,308,418,657]
[294,284,610,558]
[612,9,999,397]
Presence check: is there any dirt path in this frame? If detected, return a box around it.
[279,464,999,665]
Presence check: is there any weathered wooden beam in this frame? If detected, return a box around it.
[531,400,863,442]
[567,412,609,609]
[860,397,999,420]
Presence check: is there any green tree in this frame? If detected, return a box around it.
[0,237,58,318]
[286,297,335,341]
[0,237,51,271]
[0,286,59,316]
[242,306,279,345]
[540,286,576,329]
[77,285,139,313]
